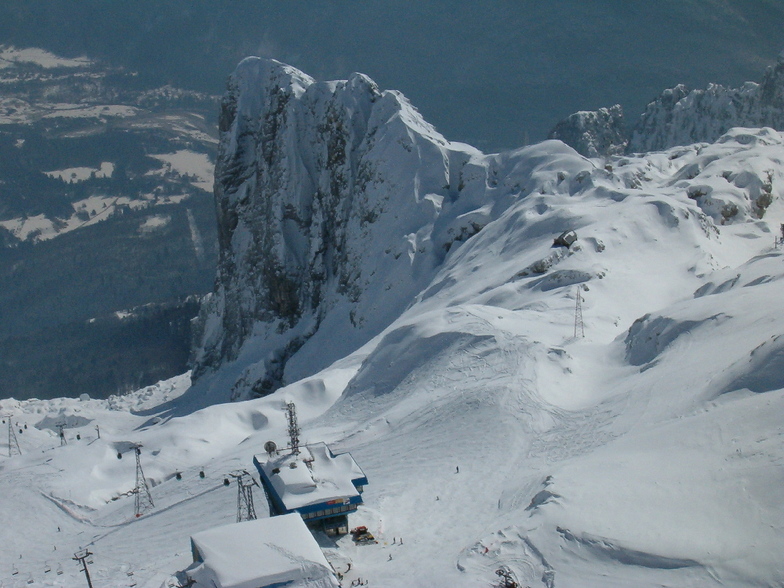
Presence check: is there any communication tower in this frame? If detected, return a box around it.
[286,402,300,455]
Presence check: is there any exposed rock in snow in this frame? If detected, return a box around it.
[192,57,784,406]
[548,104,627,158]
[552,56,784,156]
[191,58,593,400]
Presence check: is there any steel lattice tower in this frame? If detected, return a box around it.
[286,402,300,455]
[3,414,21,457]
[230,471,258,522]
[574,286,585,339]
[56,422,67,446]
[131,444,154,517]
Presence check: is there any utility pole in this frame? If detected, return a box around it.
[286,402,300,455]
[72,548,94,588]
[2,414,21,457]
[229,471,258,523]
[574,286,585,339]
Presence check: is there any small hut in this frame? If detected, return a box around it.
[554,229,577,247]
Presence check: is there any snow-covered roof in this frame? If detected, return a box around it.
[256,442,367,511]
[187,514,338,588]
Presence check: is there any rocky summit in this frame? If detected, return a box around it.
[192,58,594,401]
[551,54,784,157]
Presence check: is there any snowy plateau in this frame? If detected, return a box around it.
[2,57,784,587]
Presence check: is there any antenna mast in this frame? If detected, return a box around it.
[286,402,300,455]
[2,414,21,457]
[574,286,585,339]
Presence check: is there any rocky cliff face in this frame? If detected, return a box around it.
[551,55,784,157]
[191,58,549,400]
[548,104,627,158]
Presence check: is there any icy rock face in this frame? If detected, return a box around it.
[553,57,784,157]
[192,57,559,400]
[628,57,784,153]
[548,104,627,158]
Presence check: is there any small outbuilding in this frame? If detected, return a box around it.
[554,229,577,248]
[186,514,339,588]
[254,442,368,535]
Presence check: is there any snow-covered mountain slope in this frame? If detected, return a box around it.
[191,57,573,401]
[192,57,784,413]
[2,110,784,587]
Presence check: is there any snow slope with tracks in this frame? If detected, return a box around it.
[2,127,784,587]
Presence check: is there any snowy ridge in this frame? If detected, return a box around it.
[193,56,784,408]
[551,56,784,157]
[192,57,575,401]
[628,56,784,152]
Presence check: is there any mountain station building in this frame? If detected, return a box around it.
[253,442,368,535]
[186,514,339,588]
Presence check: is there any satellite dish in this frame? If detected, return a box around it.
[117,452,123,460]
[264,441,277,455]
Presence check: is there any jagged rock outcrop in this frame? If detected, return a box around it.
[189,58,597,401]
[547,104,627,158]
[550,54,784,156]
